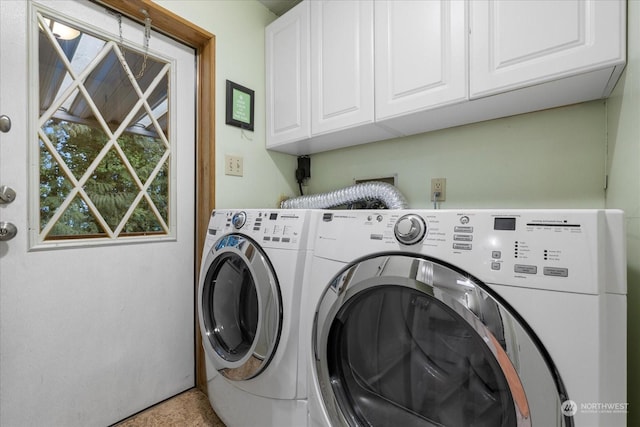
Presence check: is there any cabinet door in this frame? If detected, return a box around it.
[374,0,467,121]
[266,1,310,147]
[311,1,374,135]
[470,0,626,98]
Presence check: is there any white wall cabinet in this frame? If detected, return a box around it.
[374,0,467,121]
[310,1,374,135]
[470,0,626,98]
[265,1,310,148]
[267,0,397,154]
[266,0,626,155]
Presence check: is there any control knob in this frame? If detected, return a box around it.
[231,211,247,229]
[394,214,427,245]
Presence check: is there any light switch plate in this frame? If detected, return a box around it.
[225,155,243,176]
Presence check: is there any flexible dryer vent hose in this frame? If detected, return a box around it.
[280,181,409,210]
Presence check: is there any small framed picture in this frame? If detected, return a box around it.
[225,80,255,131]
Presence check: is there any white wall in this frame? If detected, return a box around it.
[155,0,297,209]
[606,1,640,425]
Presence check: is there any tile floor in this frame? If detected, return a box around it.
[114,388,225,426]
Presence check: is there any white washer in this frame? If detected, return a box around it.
[303,209,626,427]
[198,209,316,426]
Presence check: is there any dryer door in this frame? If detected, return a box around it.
[314,254,572,427]
[199,234,282,380]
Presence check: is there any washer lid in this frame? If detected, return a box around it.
[314,254,572,427]
[200,234,282,380]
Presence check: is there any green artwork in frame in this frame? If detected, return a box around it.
[226,80,254,131]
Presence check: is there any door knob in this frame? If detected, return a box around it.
[0,185,16,203]
[0,222,17,241]
[0,115,11,133]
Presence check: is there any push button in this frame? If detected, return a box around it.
[514,264,537,274]
[454,234,473,241]
[453,243,472,250]
[543,267,568,277]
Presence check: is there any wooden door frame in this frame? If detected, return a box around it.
[95,0,214,393]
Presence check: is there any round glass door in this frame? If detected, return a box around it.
[200,234,282,380]
[314,255,572,427]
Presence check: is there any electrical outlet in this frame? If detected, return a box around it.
[225,155,243,176]
[431,178,446,202]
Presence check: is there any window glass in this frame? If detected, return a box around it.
[37,13,171,242]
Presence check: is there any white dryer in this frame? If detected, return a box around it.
[198,209,316,426]
[303,210,626,427]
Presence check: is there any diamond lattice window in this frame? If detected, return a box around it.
[36,12,172,242]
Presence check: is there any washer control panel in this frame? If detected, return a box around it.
[208,209,311,249]
[315,209,624,295]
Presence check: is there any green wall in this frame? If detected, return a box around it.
[607,1,640,425]
[155,0,298,209]
[305,101,606,209]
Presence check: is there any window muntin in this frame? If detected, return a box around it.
[35,10,173,245]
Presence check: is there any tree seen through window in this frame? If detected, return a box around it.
[38,13,171,241]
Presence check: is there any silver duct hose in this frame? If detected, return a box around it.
[280,181,409,210]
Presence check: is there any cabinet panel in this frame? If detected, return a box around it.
[375,0,467,121]
[470,0,626,98]
[311,1,374,135]
[265,0,625,155]
[266,1,310,147]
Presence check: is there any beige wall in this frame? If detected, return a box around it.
[607,0,640,425]
[155,0,297,209]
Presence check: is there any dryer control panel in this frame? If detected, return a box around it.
[315,209,625,295]
[207,209,313,250]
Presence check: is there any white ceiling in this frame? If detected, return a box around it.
[257,0,302,16]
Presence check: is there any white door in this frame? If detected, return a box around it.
[0,1,195,426]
